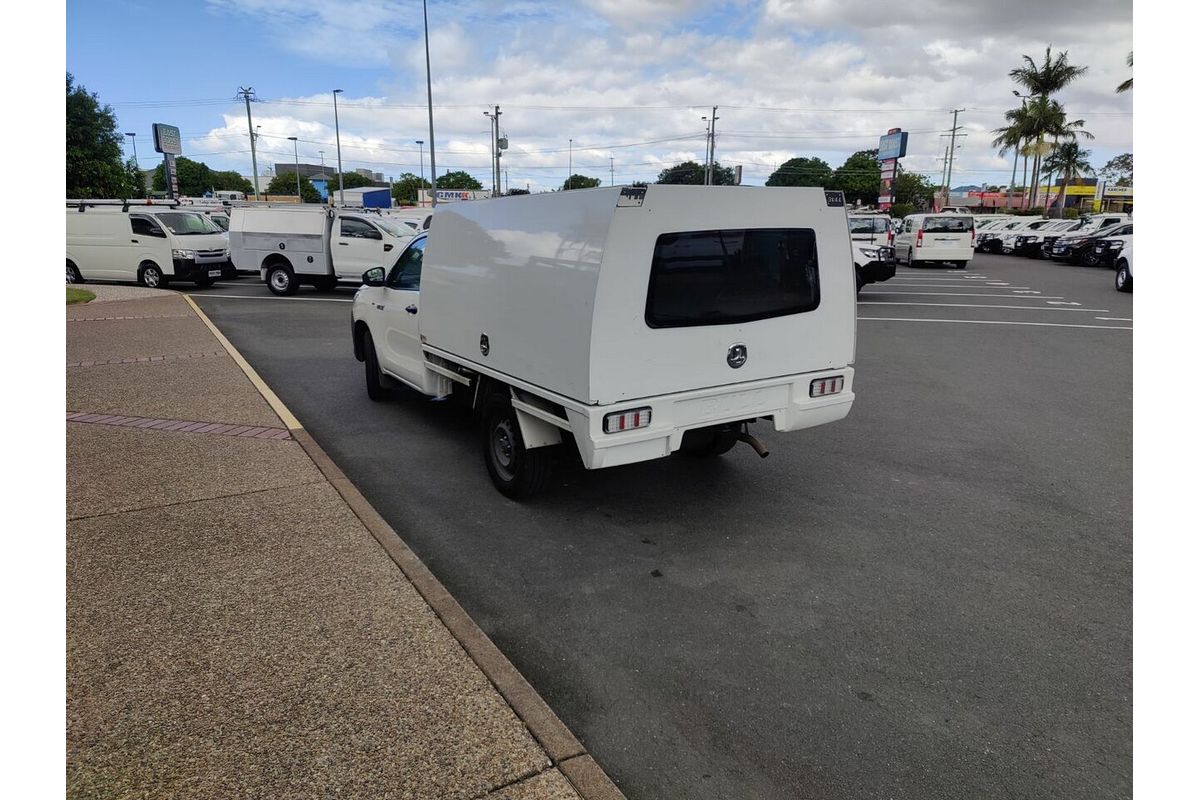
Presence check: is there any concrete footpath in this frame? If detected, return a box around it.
[66,285,624,800]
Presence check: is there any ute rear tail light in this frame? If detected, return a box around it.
[887,230,894,245]
[810,376,845,398]
[603,407,651,434]
[916,229,924,247]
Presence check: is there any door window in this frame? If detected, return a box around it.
[341,218,382,239]
[387,237,427,290]
[130,215,166,237]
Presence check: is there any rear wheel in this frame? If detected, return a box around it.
[678,426,739,458]
[66,262,82,284]
[1082,249,1101,267]
[140,263,165,288]
[482,394,554,499]
[266,263,298,296]
[362,329,390,401]
[1115,262,1132,292]
[195,277,215,288]
[954,260,968,270]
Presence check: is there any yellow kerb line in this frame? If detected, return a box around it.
[181,293,304,431]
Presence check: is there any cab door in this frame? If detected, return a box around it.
[378,236,427,387]
[334,216,386,278]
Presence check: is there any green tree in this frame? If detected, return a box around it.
[66,73,134,198]
[830,150,879,205]
[210,170,253,194]
[1042,140,1093,210]
[124,159,146,199]
[391,172,430,205]
[152,156,213,196]
[1099,153,1132,186]
[766,157,833,187]
[562,174,602,190]
[438,170,484,190]
[1117,52,1132,93]
[656,160,735,185]
[893,171,936,208]
[267,171,321,203]
[325,171,377,195]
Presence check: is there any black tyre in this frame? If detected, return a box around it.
[482,394,554,499]
[362,329,390,401]
[854,267,865,296]
[1115,262,1132,293]
[955,260,968,270]
[678,426,739,458]
[1082,249,1100,268]
[140,262,166,288]
[66,262,82,284]
[195,277,215,288]
[266,263,299,296]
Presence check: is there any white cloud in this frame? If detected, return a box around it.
[193,0,1132,193]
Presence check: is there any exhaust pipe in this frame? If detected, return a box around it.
[737,430,769,458]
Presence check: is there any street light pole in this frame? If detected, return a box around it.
[422,0,438,208]
[288,136,300,199]
[332,88,345,205]
[416,140,425,205]
[125,132,138,166]
[568,138,573,189]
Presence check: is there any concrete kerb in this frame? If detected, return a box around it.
[181,292,626,800]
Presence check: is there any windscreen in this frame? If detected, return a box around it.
[848,217,889,234]
[922,217,973,233]
[155,212,222,235]
[373,217,410,237]
[645,228,819,328]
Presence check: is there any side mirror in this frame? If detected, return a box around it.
[362,267,386,287]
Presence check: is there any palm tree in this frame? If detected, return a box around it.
[1117,51,1132,93]
[1042,140,1093,211]
[992,104,1037,209]
[1008,47,1089,207]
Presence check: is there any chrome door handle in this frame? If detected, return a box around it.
[405,305,418,315]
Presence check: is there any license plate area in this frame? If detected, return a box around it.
[674,385,790,427]
[207,269,222,277]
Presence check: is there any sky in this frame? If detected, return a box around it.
[65,0,1133,193]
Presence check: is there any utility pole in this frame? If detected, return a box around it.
[945,108,965,201]
[708,106,719,186]
[422,0,438,207]
[288,136,300,198]
[610,155,614,186]
[237,87,260,199]
[484,106,502,195]
[504,168,508,194]
[568,138,573,188]
[415,140,425,205]
[701,114,712,185]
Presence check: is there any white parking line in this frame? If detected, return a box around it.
[859,316,1131,330]
[191,293,354,303]
[1095,317,1133,321]
[858,302,1110,312]
[882,283,1032,289]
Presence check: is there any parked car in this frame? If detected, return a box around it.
[1093,231,1132,268]
[66,199,234,287]
[352,185,858,498]
[893,214,975,268]
[976,217,1040,253]
[1114,241,1132,292]
[1048,222,1132,265]
[1010,220,1080,257]
[847,214,892,246]
[852,242,896,294]
[998,218,1061,254]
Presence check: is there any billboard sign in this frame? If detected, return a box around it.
[152,123,182,156]
[878,130,908,161]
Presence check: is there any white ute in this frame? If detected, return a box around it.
[351,185,857,498]
[228,204,416,294]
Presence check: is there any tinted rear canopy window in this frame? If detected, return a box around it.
[645,228,819,328]
[922,217,973,233]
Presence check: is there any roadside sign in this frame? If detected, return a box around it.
[153,123,182,156]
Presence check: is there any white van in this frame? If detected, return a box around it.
[352,185,860,498]
[66,201,233,287]
[893,214,975,268]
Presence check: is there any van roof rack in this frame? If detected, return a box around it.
[66,198,183,212]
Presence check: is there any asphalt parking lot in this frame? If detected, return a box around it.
[179,252,1131,800]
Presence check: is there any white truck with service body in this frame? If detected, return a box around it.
[228,204,416,294]
[351,185,859,498]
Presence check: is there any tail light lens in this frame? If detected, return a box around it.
[603,407,651,433]
[887,230,894,245]
[916,229,924,247]
[810,376,845,398]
